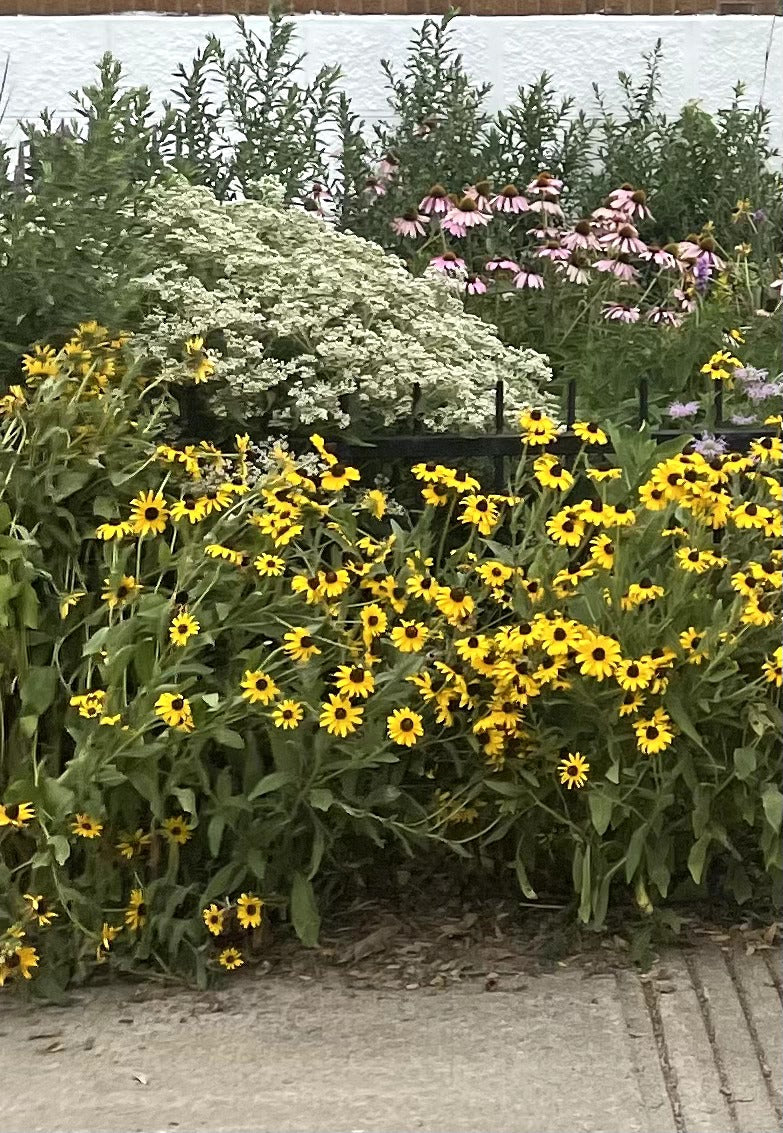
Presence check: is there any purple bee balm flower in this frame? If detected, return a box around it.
[666,400,701,419]
[735,366,769,385]
[693,432,728,458]
[752,209,768,224]
[730,413,757,425]
[746,380,783,402]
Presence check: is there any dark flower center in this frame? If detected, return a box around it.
[144,507,159,521]
[350,668,365,683]
[300,636,314,648]
[627,664,639,678]
[137,903,147,917]
[335,708,347,720]
[554,628,567,641]
[405,625,420,639]
[592,648,606,661]
[245,904,257,917]
[688,551,700,562]
[171,697,184,711]
[116,585,128,599]
[450,588,466,602]
[400,718,414,731]
[324,571,338,584]
[645,726,659,740]
[331,465,346,478]
[255,678,268,690]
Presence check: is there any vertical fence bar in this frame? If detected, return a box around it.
[493,379,505,492]
[566,379,577,429]
[638,377,649,428]
[411,382,422,435]
[713,380,724,428]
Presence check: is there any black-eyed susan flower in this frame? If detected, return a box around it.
[605,503,636,528]
[203,905,225,936]
[205,543,245,567]
[475,561,513,588]
[319,568,351,599]
[406,573,439,601]
[272,699,304,729]
[334,664,375,699]
[621,578,665,609]
[219,947,244,971]
[412,461,445,483]
[198,484,234,516]
[162,815,192,846]
[534,454,574,491]
[70,690,106,719]
[435,587,475,623]
[23,894,58,927]
[71,813,103,839]
[360,603,387,644]
[519,408,559,446]
[421,482,451,507]
[387,707,424,747]
[459,494,500,535]
[558,752,589,789]
[539,617,582,656]
[638,482,669,511]
[283,628,322,663]
[575,632,622,680]
[170,495,207,524]
[590,533,615,570]
[587,464,622,483]
[154,691,194,730]
[116,829,151,860]
[618,691,644,717]
[750,436,783,464]
[236,893,264,930]
[255,553,286,578]
[102,575,139,608]
[678,627,708,664]
[125,889,147,932]
[59,590,86,619]
[22,344,58,378]
[700,350,741,383]
[363,489,387,518]
[546,509,585,548]
[291,574,325,604]
[0,944,39,985]
[95,518,132,540]
[614,658,655,692]
[573,421,608,445]
[740,596,776,627]
[130,490,168,537]
[169,611,200,647]
[241,670,279,705]
[96,922,121,962]
[762,647,782,687]
[0,801,35,828]
[321,463,361,492]
[634,710,675,755]
[319,694,363,737]
[442,468,481,494]
[390,619,429,653]
[674,546,726,573]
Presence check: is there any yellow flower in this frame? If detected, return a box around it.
[240,670,279,705]
[59,590,86,619]
[23,894,58,927]
[169,611,200,646]
[203,904,225,936]
[0,383,26,417]
[572,421,608,445]
[319,694,363,737]
[539,617,582,656]
[420,480,451,507]
[95,519,132,541]
[441,468,481,493]
[700,350,741,382]
[198,484,234,515]
[71,813,103,839]
[360,603,388,645]
[321,463,361,492]
[272,699,304,729]
[22,344,58,378]
[154,691,194,731]
[762,647,782,687]
[475,561,513,588]
[634,711,675,755]
[117,829,151,859]
[435,587,475,623]
[318,568,350,598]
[674,547,726,574]
[621,579,665,609]
[162,815,192,846]
[590,533,615,570]
[205,543,245,567]
[618,691,644,717]
[614,658,655,692]
[533,454,574,491]
[387,707,424,747]
[574,633,622,680]
[183,336,215,384]
[334,664,375,699]
[750,436,782,465]
[638,482,669,511]
[390,620,429,653]
[459,494,499,535]
[282,628,322,663]
[587,464,622,483]
[0,801,35,828]
[519,409,559,446]
[255,554,286,577]
[558,752,589,789]
[0,944,39,985]
[219,947,244,970]
[129,490,168,537]
[125,889,147,932]
[170,496,207,524]
[546,509,585,548]
[70,690,106,719]
[731,502,771,531]
[363,489,387,518]
[291,573,325,604]
[236,893,264,930]
[406,573,440,601]
[102,575,139,608]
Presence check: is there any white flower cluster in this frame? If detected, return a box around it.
[133,180,555,432]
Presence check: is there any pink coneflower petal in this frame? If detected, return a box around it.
[486,258,520,272]
[639,245,677,270]
[363,177,387,198]
[600,224,647,256]
[490,184,529,214]
[429,252,467,275]
[646,306,682,326]
[391,212,429,238]
[594,257,638,282]
[526,171,564,195]
[602,302,641,323]
[529,196,564,220]
[513,269,545,290]
[377,153,399,180]
[536,243,569,262]
[556,258,591,285]
[465,275,488,296]
[419,184,450,215]
[463,181,492,212]
[673,286,698,313]
[561,220,601,252]
[442,197,491,236]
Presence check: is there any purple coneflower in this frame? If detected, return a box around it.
[364,176,387,198]
[602,302,641,323]
[391,211,429,238]
[594,257,638,283]
[639,245,677,270]
[614,188,654,222]
[531,226,561,242]
[536,242,569,262]
[429,251,467,275]
[558,256,591,285]
[646,307,682,327]
[601,224,647,256]
[491,184,529,214]
[561,220,600,252]
[418,184,450,215]
[590,204,623,230]
[673,286,697,313]
[693,433,728,458]
[695,241,724,271]
[526,171,563,196]
[377,153,399,180]
[441,197,491,237]
[513,268,545,290]
[666,400,700,419]
[464,180,492,213]
[465,275,488,296]
[486,258,520,272]
[676,236,701,262]
[529,195,564,221]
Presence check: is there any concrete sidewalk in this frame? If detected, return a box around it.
[2,944,781,1133]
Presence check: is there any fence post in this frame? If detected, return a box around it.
[492,379,505,492]
[638,377,649,429]
[566,378,577,429]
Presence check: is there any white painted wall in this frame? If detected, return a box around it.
[0,13,780,148]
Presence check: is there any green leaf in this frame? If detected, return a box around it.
[20,666,57,714]
[246,849,266,880]
[213,727,245,751]
[762,788,783,832]
[247,770,292,800]
[514,841,537,900]
[624,825,648,882]
[732,747,757,781]
[200,862,246,905]
[688,833,711,884]
[588,792,613,836]
[207,815,225,857]
[665,689,706,751]
[47,834,71,866]
[290,872,320,947]
[308,788,333,812]
[578,845,592,923]
[172,787,197,815]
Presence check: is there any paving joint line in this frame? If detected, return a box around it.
[684,950,740,1133]
[640,976,686,1133]
[723,948,783,1121]
[761,949,783,1006]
